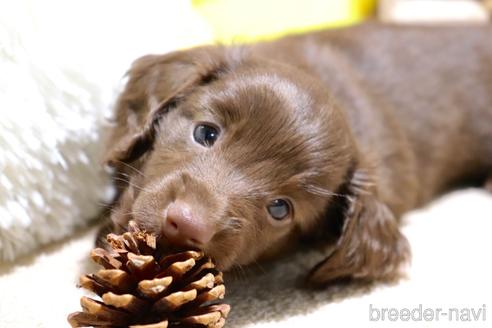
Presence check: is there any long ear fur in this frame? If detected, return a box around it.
[308,165,411,286]
[104,46,240,168]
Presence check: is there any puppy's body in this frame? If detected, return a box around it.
[103,23,492,285]
[254,24,492,212]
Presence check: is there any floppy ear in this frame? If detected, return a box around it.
[308,166,410,286]
[104,46,237,168]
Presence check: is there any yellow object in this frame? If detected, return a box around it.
[192,0,376,43]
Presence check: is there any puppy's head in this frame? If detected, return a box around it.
[106,46,408,284]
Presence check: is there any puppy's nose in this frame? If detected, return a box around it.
[163,201,214,246]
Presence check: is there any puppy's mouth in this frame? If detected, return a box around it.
[155,234,199,255]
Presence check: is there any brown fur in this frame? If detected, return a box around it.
[100,23,492,286]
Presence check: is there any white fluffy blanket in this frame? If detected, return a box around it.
[0,0,211,261]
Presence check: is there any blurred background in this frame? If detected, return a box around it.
[0,1,491,327]
[194,0,490,42]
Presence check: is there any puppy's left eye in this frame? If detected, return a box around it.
[267,199,291,220]
[193,124,220,147]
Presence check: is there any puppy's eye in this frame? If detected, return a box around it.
[267,199,291,220]
[193,124,220,147]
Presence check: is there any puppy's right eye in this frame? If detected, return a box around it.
[193,124,220,147]
[267,199,291,221]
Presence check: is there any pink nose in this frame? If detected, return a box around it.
[163,201,214,246]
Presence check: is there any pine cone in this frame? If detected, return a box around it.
[68,221,230,328]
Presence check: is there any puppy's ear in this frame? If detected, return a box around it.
[104,47,237,167]
[308,167,410,286]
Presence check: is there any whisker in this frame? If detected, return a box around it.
[96,201,114,209]
[250,260,267,275]
[118,210,148,218]
[112,177,152,193]
[230,264,249,282]
[113,159,147,178]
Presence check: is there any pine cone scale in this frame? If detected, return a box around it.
[127,253,159,280]
[79,275,108,296]
[138,276,174,299]
[101,292,148,314]
[158,251,203,270]
[91,248,123,270]
[129,320,168,328]
[183,272,215,291]
[92,269,136,293]
[181,311,222,326]
[194,285,225,305]
[161,258,197,279]
[153,289,198,312]
[68,311,116,327]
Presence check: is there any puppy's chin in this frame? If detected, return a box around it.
[206,246,244,272]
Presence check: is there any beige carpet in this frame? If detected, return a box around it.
[0,189,491,328]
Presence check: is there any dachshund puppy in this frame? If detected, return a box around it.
[101,23,492,286]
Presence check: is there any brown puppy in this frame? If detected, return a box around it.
[101,23,492,286]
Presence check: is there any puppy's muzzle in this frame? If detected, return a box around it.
[158,173,219,249]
